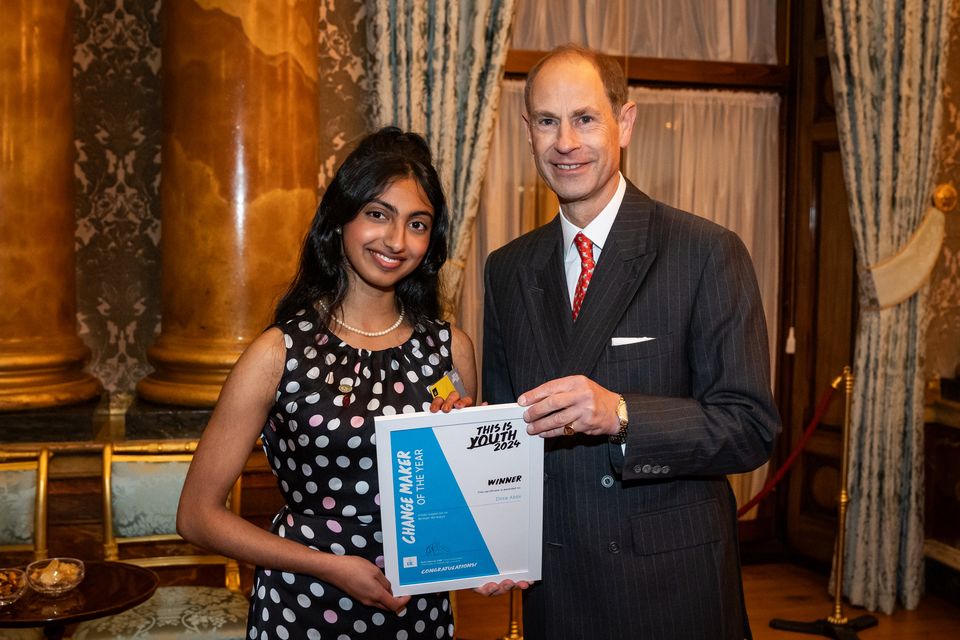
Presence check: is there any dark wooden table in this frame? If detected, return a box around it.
[0,560,159,639]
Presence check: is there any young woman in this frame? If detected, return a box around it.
[177,127,476,639]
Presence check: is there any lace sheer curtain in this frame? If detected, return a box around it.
[511,0,778,63]
[460,80,781,518]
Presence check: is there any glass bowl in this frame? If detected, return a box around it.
[0,568,27,607]
[26,558,85,597]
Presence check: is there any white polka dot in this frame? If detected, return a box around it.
[257,585,266,599]
[310,582,325,597]
[307,366,320,379]
[351,534,367,548]
[397,631,408,640]
[355,481,370,494]
[437,626,445,638]
[415,620,426,632]
[306,481,318,493]
[367,398,380,411]
[306,392,320,404]
[297,594,312,608]
[261,608,269,621]
[354,620,368,633]
[287,458,296,470]
[282,572,296,584]
[328,418,341,430]
[439,329,450,341]
[390,359,400,370]
[430,607,439,620]
[304,346,317,359]
[358,514,372,523]
[339,597,353,610]
[298,320,313,331]
[382,405,396,416]
[337,456,351,468]
[278,439,288,453]
[359,457,373,469]
[421,365,433,376]
[269,588,281,603]
[307,630,321,640]
[403,405,416,413]
[284,334,293,349]
[406,371,419,383]
[372,612,385,625]
[285,401,298,413]
[298,434,310,446]
[330,543,346,555]
[315,455,329,467]
[325,353,337,365]
[372,382,383,394]
[343,505,357,517]
[374,531,383,542]
[417,598,428,611]
[315,436,330,447]
[301,463,313,476]
[329,477,343,490]
[429,354,440,365]
[276,626,289,640]
[249,628,257,639]
[292,491,303,503]
[282,608,296,623]
[301,525,315,538]
[285,381,301,393]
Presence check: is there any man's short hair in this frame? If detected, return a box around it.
[524,44,628,115]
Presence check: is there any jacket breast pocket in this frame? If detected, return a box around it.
[607,332,677,362]
[630,498,722,555]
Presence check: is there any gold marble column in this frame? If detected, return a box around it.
[0,0,102,410]
[137,0,319,406]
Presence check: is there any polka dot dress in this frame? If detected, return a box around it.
[247,307,455,639]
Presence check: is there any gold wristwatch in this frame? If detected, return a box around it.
[610,394,629,444]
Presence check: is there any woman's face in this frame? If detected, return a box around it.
[341,176,435,294]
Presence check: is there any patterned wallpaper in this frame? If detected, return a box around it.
[72,0,371,405]
[73,1,162,405]
[927,2,960,382]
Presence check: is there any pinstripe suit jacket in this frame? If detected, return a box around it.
[482,182,780,640]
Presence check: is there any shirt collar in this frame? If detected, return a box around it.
[560,173,627,256]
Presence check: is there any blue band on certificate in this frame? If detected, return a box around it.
[391,428,498,585]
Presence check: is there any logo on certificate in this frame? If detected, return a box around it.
[403,556,418,568]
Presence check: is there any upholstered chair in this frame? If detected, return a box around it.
[72,441,248,639]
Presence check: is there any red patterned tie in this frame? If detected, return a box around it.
[572,232,595,320]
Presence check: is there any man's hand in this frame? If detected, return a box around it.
[518,375,620,438]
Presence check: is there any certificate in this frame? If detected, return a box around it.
[374,403,543,595]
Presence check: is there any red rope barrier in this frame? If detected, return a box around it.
[737,382,840,518]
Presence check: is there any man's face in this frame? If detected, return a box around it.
[524,56,636,224]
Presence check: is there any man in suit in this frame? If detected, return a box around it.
[481,45,781,639]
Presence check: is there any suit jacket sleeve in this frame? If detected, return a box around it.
[621,229,780,480]
[481,258,514,405]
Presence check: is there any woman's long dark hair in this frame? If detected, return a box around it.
[273,127,449,327]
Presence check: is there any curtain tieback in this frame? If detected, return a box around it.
[862,206,945,310]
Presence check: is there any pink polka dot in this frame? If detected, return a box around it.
[309,415,323,427]
[354,362,361,373]
[318,334,329,345]
[374,493,380,505]
[394,381,404,393]
[323,610,338,624]
[286,514,294,526]
[322,496,336,509]
[326,520,342,533]
[350,416,364,428]
[375,555,384,568]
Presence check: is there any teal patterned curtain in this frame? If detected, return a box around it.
[367,0,516,313]
[822,0,952,612]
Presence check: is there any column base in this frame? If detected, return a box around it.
[136,336,246,407]
[0,370,103,412]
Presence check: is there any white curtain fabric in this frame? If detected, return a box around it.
[511,0,778,63]
[366,0,516,310]
[823,0,952,613]
[462,80,781,517]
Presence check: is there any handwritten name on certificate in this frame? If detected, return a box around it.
[374,403,543,596]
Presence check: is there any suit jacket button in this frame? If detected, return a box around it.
[633,465,643,474]
[607,541,621,554]
[601,475,614,488]
[641,464,652,473]
[652,465,661,474]
[661,465,670,474]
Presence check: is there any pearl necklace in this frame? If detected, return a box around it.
[316,299,405,337]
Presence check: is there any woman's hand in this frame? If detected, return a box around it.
[473,579,531,597]
[327,556,410,612]
[429,390,475,413]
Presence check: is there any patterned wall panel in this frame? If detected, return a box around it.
[927,4,960,381]
[72,0,371,405]
[73,1,163,407]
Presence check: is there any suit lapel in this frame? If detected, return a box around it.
[517,219,570,381]
[560,183,657,377]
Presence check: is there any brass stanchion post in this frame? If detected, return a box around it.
[499,589,522,640]
[770,366,878,637]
